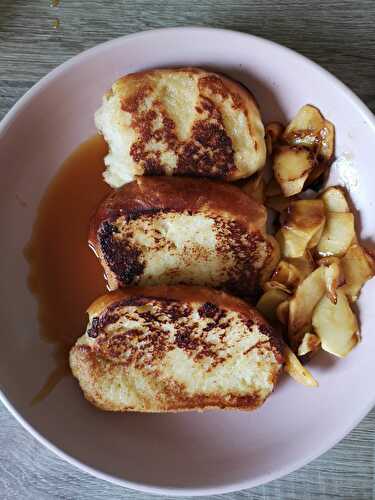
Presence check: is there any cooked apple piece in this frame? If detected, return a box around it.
[283,105,325,146]
[288,266,326,346]
[241,173,265,204]
[256,288,290,324]
[307,221,325,248]
[265,122,284,155]
[317,212,355,257]
[321,186,350,213]
[288,251,315,279]
[284,345,318,387]
[283,104,335,162]
[277,228,307,259]
[286,200,325,231]
[298,332,321,356]
[276,200,326,258]
[312,289,359,357]
[263,280,292,295]
[318,257,344,304]
[276,300,289,325]
[272,260,302,291]
[266,195,291,213]
[341,244,375,302]
[319,120,335,162]
[273,145,315,197]
[265,177,282,197]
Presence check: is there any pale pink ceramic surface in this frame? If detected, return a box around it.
[0,28,374,496]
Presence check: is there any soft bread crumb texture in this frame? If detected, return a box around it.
[70,289,283,412]
[104,211,270,291]
[95,68,266,186]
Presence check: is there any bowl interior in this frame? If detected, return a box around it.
[0,28,374,495]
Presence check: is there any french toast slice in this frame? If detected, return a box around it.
[95,67,266,186]
[69,285,284,412]
[89,177,279,303]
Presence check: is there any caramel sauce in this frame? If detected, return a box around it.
[25,135,111,401]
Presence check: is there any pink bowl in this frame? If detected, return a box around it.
[0,27,374,496]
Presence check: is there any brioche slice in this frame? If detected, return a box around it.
[95,67,266,186]
[89,177,279,303]
[70,285,284,412]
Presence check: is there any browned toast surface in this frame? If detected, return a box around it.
[95,67,266,186]
[89,177,279,302]
[70,285,283,412]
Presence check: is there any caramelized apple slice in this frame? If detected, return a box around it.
[318,257,344,304]
[341,244,375,302]
[321,186,350,213]
[317,212,355,257]
[284,345,318,387]
[271,260,303,292]
[256,288,289,324]
[283,104,335,162]
[287,251,315,279]
[273,145,315,197]
[298,332,321,356]
[276,200,325,258]
[276,300,289,326]
[288,266,326,346]
[312,289,358,357]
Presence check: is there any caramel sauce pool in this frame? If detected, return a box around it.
[25,135,110,401]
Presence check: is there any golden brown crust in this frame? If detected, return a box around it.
[89,177,278,298]
[87,284,270,324]
[90,176,267,240]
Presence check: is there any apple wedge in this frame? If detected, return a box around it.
[271,260,303,292]
[263,281,292,295]
[318,256,344,304]
[287,251,315,279]
[312,289,359,357]
[283,104,335,162]
[276,200,326,258]
[341,244,375,302]
[273,145,315,197]
[321,186,350,213]
[298,332,321,356]
[317,212,355,257]
[276,300,289,326]
[284,345,318,387]
[256,288,289,325]
[288,266,326,346]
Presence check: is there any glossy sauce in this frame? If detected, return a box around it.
[25,135,111,400]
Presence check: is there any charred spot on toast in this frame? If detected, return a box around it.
[198,302,219,318]
[98,221,145,286]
